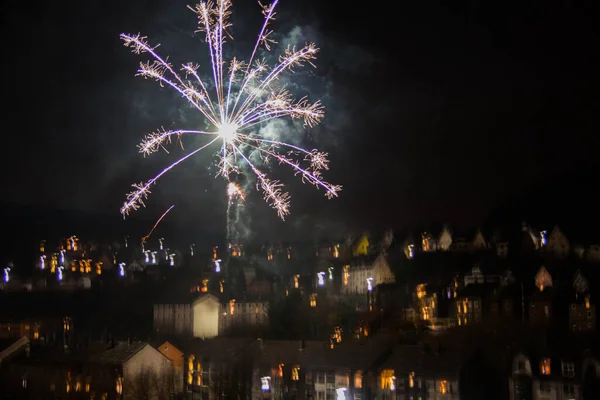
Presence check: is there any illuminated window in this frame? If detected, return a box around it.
[585,296,591,309]
[380,370,395,390]
[333,244,340,258]
[75,378,81,392]
[540,358,551,375]
[343,265,349,286]
[439,380,448,394]
[292,365,300,381]
[354,371,363,388]
[408,372,415,388]
[116,376,123,395]
[219,280,224,293]
[287,248,291,260]
[422,233,431,251]
[85,377,90,392]
[33,331,39,340]
[417,284,427,299]
[294,274,299,289]
[310,293,317,307]
[201,279,209,293]
[317,272,325,286]
[333,326,342,343]
[187,355,195,385]
[229,299,236,315]
[267,249,273,261]
[261,376,271,392]
[213,246,218,260]
[277,363,284,378]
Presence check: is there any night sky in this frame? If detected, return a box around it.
[3,0,599,242]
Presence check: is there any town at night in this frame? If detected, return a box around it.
[2,0,599,399]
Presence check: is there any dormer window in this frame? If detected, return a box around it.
[540,358,551,375]
[562,362,575,378]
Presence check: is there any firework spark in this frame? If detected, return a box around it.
[141,205,175,244]
[120,0,340,219]
[227,182,246,201]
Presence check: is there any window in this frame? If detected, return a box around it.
[292,365,300,381]
[380,370,395,390]
[540,358,551,375]
[562,362,575,378]
[439,380,448,394]
[563,384,575,397]
[354,371,363,389]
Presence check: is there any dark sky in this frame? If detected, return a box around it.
[3,0,599,241]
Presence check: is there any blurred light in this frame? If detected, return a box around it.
[261,377,271,392]
[317,272,325,286]
[118,263,126,277]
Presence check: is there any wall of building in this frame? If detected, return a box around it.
[192,295,219,339]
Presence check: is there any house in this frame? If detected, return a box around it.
[508,351,597,400]
[182,337,257,397]
[154,293,268,339]
[156,341,185,393]
[352,233,370,257]
[218,299,269,335]
[4,341,174,399]
[569,270,596,333]
[587,244,600,263]
[342,256,378,295]
[471,229,488,251]
[463,264,502,287]
[489,283,521,322]
[545,225,570,259]
[415,283,439,322]
[438,225,453,251]
[376,345,463,399]
[452,284,492,327]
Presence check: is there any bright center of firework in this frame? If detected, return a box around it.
[217,122,238,142]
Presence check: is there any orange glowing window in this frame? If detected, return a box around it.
[439,380,448,394]
[380,370,395,390]
[292,365,299,381]
[229,299,236,315]
[187,355,195,385]
[343,265,350,286]
[354,371,363,388]
[540,358,551,375]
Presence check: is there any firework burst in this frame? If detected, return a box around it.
[120,0,341,219]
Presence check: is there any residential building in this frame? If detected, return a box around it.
[508,352,593,400]
[376,345,462,399]
[154,294,269,339]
